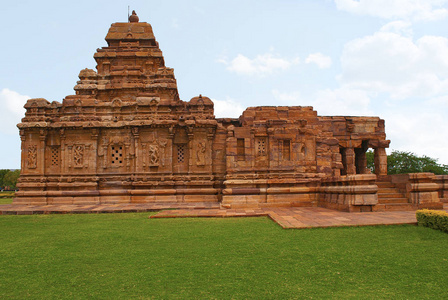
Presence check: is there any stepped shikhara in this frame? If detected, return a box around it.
[15,11,446,211]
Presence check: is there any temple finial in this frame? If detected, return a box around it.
[129,10,139,23]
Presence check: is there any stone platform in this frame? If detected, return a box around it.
[151,206,448,229]
[0,202,220,215]
[2,203,446,229]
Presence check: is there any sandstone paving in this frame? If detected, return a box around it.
[0,202,220,215]
[2,203,446,229]
[151,205,448,229]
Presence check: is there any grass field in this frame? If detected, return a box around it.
[0,197,13,204]
[0,191,14,204]
[1,213,448,299]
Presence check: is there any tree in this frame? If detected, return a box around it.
[366,150,448,175]
[2,170,20,190]
[0,169,9,189]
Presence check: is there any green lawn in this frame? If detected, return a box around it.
[1,213,448,299]
[0,197,13,204]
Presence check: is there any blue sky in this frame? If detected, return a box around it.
[1,0,448,168]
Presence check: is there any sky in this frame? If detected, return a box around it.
[1,0,448,168]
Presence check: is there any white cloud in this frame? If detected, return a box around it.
[221,53,299,76]
[0,88,29,134]
[212,97,245,118]
[385,110,448,164]
[428,94,448,106]
[339,29,448,99]
[313,88,372,116]
[272,87,372,116]
[271,89,302,104]
[305,53,332,69]
[380,20,413,37]
[335,25,448,164]
[335,0,448,21]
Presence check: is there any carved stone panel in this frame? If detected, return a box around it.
[110,145,123,167]
[27,145,37,169]
[148,144,159,166]
[177,144,186,163]
[50,146,60,166]
[73,145,85,168]
[159,139,167,167]
[196,142,206,166]
[256,138,267,157]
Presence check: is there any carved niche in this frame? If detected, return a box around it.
[100,135,132,169]
[173,127,189,172]
[196,141,206,166]
[148,143,159,166]
[73,145,85,168]
[159,139,167,167]
[297,143,306,161]
[27,145,37,169]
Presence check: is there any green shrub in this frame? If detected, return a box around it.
[416,209,448,233]
[0,191,15,198]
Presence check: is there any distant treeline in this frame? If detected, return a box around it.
[0,169,20,191]
[367,150,448,175]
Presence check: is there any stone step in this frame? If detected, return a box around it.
[378,193,406,198]
[378,197,409,204]
[377,187,399,193]
[264,201,314,208]
[376,182,395,188]
[375,203,415,211]
[221,203,260,209]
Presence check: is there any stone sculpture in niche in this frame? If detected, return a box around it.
[159,139,167,166]
[73,145,84,167]
[196,142,206,166]
[148,144,159,166]
[27,145,37,169]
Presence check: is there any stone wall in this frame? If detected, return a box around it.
[434,175,448,203]
[318,174,378,212]
[389,173,443,209]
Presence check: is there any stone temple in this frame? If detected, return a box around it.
[15,11,446,211]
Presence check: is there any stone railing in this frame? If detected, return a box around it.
[318,174,378,212]
[389,173,443,209]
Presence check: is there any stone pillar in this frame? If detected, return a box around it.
[374,148,387,176]
[19,130,26,173]
[355,148,368,174]
[132,127,140,172]
[39,130,47,175]
[168,126,175,174]
[345,147,356,175]
[60,129,66,173]
[90,129,99,171]
[187,128,194,174]
[206,127,215,174]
